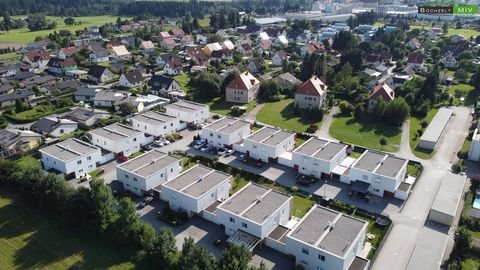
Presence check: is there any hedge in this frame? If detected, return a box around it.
[3,107,71,123]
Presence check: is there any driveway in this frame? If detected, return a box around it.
[315,106,337,140]
[371,106,471,270]
[139,200,294,269]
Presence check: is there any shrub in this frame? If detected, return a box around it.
[420,120,429,129]
[380,137,387,145]
[290,185,298,193]
[339,100,354,115]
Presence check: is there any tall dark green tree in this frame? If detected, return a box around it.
[149,228,178,269]
[218,244,251,270]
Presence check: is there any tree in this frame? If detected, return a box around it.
[15,99,25,113]
[149,228,178,268]
[353,103,364,120]
[118,102,137,116]
[473,66,480,92]
[422,67,439,102]
[442,22,448,34]
[372,98,387,120]
[111,198,141,245]
[258,80,282,101]
[455,21,462,29]
[27,13,56,31]
[339,101,354,115]
[178,237,217,270]
[90,179,117,232]
[430,47,440,62]
[192,17,200,29]
[64,17,75,26]
[384,97,410,126]
[218,244,250,270]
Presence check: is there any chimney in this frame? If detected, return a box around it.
[250,79,255,85]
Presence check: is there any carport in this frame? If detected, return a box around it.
[351,181,370,197]
[227,230,261,252]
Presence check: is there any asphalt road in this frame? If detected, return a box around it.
[371,106,471,270]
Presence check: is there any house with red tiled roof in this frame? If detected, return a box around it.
[169,28,185,38]
[161,38,177,50]
[58,47,78,59]
[21,49,51,69]
[164,59,183,75]
[367,83,395,111]
[407,52,426,72]
[294,75,327,110]
[156,31,171,41]
[225,71,260,103]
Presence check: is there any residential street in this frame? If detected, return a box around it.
[371,106,471,270]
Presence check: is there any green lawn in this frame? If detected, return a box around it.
[58,130,84,141]
[89,168,104,178]
[329,114,401,152]
[409,109,438,159]
[5,104,70,122]
[0,194,144,270]
[0,16,120,46]
[292,195,314,218]
[448,84,477,106]
[0,52,19,60]
[231,176,249,194]
[173,73,192,94]
[256,99,324,133]
[294,136,307,148]
[444,28,480,40]
[204,97,256,116]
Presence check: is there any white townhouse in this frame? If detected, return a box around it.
[240,126,295,163]
[40,138,102,179]
[164,100,209,125]
[130,111,181,137]
[216,183,292,240]
[200,117,251,149]
[292,137,347,179]
[88,123,146,156]
[116,150,181,196]
[161,165,232,218]
[286,205,368,270]
[347,150,408,198]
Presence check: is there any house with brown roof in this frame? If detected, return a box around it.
[47,57,77,75]
[168,28,185,38]
[119,70,144,88]
[21,50,51,69]
[294,75,327,110]
[236,43,253,55]
[140,40,155,53]
[367,83,395,111]
[225,71,260,104]
[58,47,77,59]
[181,35,194,46]
[272,50,288,66]
[185,45,208,66]
[161,38,177,50]
[364,52,392,66]
[156,31,171,41]
[407,52,426,72]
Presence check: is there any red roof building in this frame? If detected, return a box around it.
[294,75,327,110]
[367,83,395,111]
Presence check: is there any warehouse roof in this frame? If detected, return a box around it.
[430,173,466,218]
[419,107,453,144]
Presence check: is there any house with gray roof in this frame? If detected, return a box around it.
[348,150,408,199]
[66,107,110,128]
[88,123,146,156]
[31,117,78,137]
[160,165,232,217]
[238,126,295,163]
[130,110,181,137]
[285,205,368,270]
[117,149,181,196]
[200,116,252,149]
[40,138,102,179]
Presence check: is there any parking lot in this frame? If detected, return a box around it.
[137,200,295,270]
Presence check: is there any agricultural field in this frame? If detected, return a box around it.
[0,16,121,48]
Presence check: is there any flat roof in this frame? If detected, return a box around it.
[246,127,294,146]
[131,111,177,125]
[165,100,207,112]
[353,151,385,172]
[89,123,141,141]
[204,117,250,134]
[40,138,99,162]
[118,150,180,178]
[375,156,408,178]
[295,137,347,161]
[163,165,231,198]
[430,172,466,217]
[218,183,291,224]
[288,206,367,257]
[419,107,453,144]
[294,137,329,156]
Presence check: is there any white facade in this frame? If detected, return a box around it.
[286,206,367,270]
[348,151,408,198]
[119,73,143,88]
[40,138,102,179]
[216,183,292,239]
[116,150,181,196]
[200,117,251,148]
[241,127,295,163]
[292,137,347,179]
[161,165,232,217]
[468,128,480,161]
[88,123,146,156]
[165,100,209,124]
[130,111,181,137]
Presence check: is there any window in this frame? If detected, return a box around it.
[302,248,309,255]
[242,222,248,228]
[133,177,137,182]
[171,168,173,172]
[87,156,92,161]
[253,145,257,149]
[161,173,164,178]
[217,135,221,139]
[362,175,368,180]
[318,255,325,261]
[133,138,137,142]
[60,129,64,134]
[301,260,308,265]
[77,160,82,165]
[211,193,214,198]
[164,126,167,129]
[210,133,213,137]
[125,174,129,179]
[229,217,235,223]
